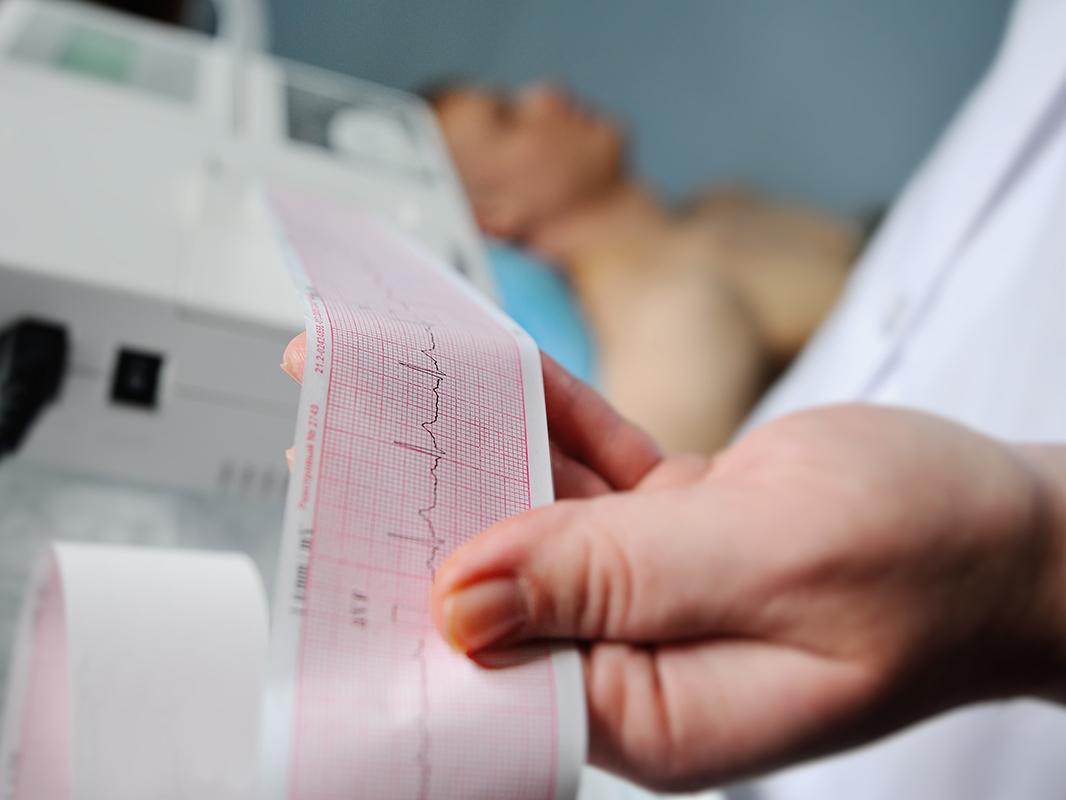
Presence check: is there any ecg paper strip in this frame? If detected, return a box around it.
[0,544,268,800]
[263,190,585,800]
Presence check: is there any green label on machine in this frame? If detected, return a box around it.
[56,27,135,83]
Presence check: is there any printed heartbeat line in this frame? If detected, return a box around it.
[389,329,448,578]
[389,327,448,800]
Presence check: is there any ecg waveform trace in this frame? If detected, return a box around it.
[389,328,448,579]
[273,193,560,800]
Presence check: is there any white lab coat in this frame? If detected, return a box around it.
[582,0,1066,797]
[729,1,1066,797]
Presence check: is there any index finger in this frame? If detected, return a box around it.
[281,332,306,384]
[541,353,662,490]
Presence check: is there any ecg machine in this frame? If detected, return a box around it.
[0,0,492,496]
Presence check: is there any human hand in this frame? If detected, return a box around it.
[430,401,1066,791]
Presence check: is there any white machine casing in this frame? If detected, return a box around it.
[0,0,493,497]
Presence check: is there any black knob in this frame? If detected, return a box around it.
[0,318,68,459]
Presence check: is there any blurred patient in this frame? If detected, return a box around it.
[429,82,861,452]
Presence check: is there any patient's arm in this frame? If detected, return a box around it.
[571,237,767,454]
[686,187,861,365]
[566,189,857,453]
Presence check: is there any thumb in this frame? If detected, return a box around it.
[432,487,742,653]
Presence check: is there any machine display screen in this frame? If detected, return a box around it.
[56,26,135,82]
[285,81,438,183]
[8,9,198,103]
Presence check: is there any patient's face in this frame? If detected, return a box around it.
[433,82,625,239]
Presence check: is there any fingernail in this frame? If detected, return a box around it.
[468,643,543,670]
[285,447,294,471]
[280,360,298,383]
[442,577,527,654]
[281,345,304,384]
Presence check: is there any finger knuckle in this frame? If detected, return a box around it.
[578,503,636,639]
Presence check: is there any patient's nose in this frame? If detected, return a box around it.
[519,81,570,116]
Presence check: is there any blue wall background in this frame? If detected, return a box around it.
[267,0,1013,216]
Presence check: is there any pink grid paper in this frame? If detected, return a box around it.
[270,190,565,800]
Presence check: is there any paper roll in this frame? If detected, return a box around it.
[0,542,268,800]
